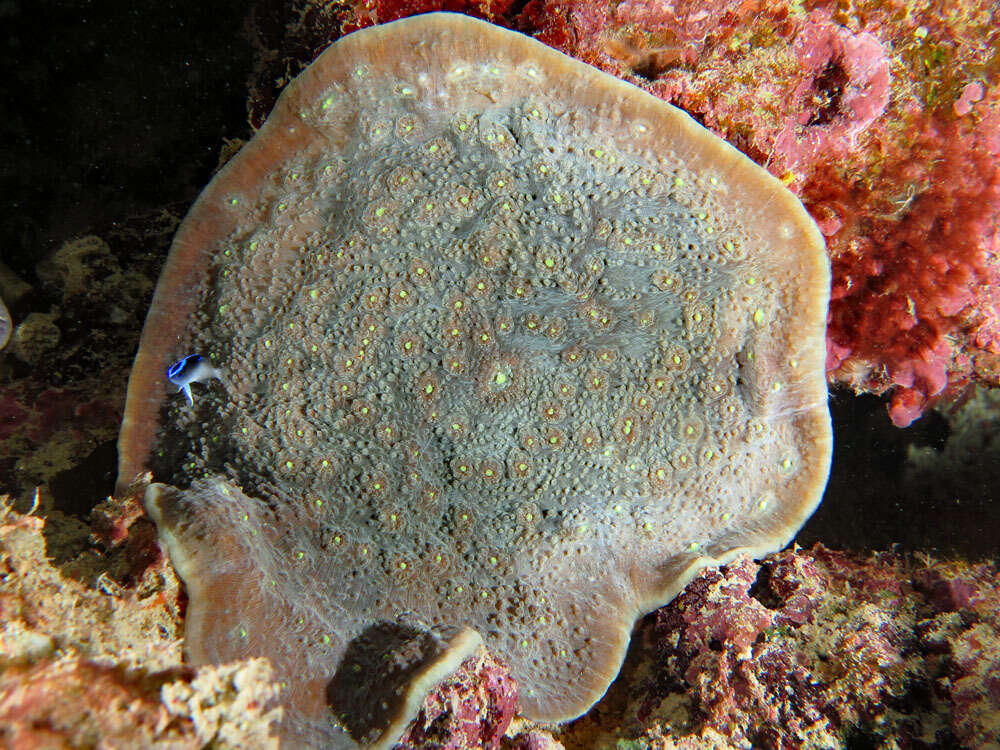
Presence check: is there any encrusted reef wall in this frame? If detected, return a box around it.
[0,0,998,748]
[0,493,282,749]
[4,490,1000,748]
[563,547,1000,749]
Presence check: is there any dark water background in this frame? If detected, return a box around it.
[2,0,996,558]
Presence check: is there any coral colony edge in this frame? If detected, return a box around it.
[117,13,832,750]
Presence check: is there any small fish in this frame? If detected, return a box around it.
[167,354,221,405]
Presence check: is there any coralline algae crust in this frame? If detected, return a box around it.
[119,13,832,749]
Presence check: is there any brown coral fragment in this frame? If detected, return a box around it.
[118,12,831,750]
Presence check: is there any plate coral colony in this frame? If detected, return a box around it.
[119,13,832,748]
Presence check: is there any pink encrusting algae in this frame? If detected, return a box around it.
[559,546,1000,749]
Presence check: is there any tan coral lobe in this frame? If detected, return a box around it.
[118,12,832,750]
